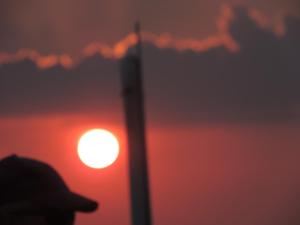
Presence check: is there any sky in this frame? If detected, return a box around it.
[0,1,300,225]
[0,0,299,55]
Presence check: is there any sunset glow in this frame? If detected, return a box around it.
[77,129,119,169]
[1,1,299,225]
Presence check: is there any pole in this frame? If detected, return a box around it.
[120,23,152,225]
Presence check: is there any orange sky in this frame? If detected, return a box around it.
[0,116,299,225]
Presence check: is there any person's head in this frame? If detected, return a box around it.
[0,155,98,225]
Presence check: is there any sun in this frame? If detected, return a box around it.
[77,129,120,169]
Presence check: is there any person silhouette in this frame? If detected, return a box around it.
[0,155,98,225]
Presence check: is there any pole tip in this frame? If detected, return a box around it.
[134,22,140,34]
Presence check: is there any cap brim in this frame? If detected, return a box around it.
[37,190,99,213]
[0,191,98,214]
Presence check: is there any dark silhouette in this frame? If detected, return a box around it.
[0,155,98,225]
[120,23,152,225]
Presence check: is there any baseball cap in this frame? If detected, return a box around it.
[0,155,98,214]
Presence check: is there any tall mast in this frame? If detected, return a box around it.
[120,23,152,225]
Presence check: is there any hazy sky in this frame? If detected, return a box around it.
[0,1,300,225]
[0,0,299,56]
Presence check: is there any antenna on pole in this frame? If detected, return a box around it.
[134,21,142,59]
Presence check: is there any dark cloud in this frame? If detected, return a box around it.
[0,8,299,124]
[0,56,120,117]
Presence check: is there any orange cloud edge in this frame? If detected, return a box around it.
[0,6,286,69]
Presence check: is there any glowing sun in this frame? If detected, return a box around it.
[77,129,120,169]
